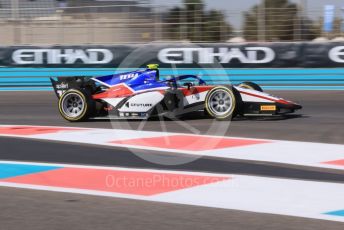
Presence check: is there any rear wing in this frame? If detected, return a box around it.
[50,77,93,98]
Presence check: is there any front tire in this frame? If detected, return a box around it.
[205,86,236,120]
[58,89,94,122]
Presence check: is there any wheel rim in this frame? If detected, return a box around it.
[61,93,85,118]
[208,89,233,116]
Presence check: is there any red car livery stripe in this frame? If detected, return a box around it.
[93,84,134,99]
[238,90,291,105]
[180,86,213,96]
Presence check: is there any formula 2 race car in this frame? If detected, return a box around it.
[51,64,302,122]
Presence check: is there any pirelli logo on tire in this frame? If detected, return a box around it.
[260,105,276,111]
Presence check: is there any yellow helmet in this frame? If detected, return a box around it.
[146,64,159,70]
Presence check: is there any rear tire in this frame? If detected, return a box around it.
[58,89,94,122]
[238,81,263,92]
[205,86,236,121]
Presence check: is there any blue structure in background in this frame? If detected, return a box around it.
[342,7,344,33]
[324,5,335,33]
[1,68,344,91]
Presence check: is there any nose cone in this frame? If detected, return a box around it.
[291,103,302,110]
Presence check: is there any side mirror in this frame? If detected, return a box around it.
[183,82,193,90]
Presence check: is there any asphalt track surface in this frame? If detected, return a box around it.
[1,91,344,144]
[0,90,344,230]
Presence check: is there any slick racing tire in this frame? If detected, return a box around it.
[58,89,94,122]
[205,86,236,121]
[238,81,263,92]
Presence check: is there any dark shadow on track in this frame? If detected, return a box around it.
[1,137,344,183]
[76,112,306,122]
[234,114,307,121]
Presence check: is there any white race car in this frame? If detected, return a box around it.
[51,64,302,122]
